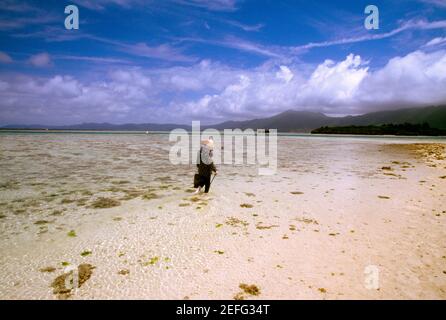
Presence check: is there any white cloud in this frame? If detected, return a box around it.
[72,0,139,10]
[154,60,239,92]
[1,49,446,125]
[173,0,239,11]
[28,52,51,67]
[0,5,59,31]
[0,0,39,13]
[0,69,156,124]
[176,19,446,60]
[178,36,284,58]
[301,54,368,106]
[172,50,446,120]
[276,66,294,83]
[420,0,446,8]
[123,42,195,62]
[292,19,446,53]
[0,52,13,64]
[55,55,130,64]
[86,35,196,62]
[358,50,446,107]
[222,19,264,32]
[424,37,446,47]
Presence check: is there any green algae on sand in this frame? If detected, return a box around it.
[67,230,76,237]
[90,197,121,209]
[233,292,245,300]
[296,217,319,225]
[118,269,130,275]
[240,203,253,208]
[256,222,279,230]
[34,220,50,225]
[60,198,76,204]
[39,266,56,273]
[142,256,159,266]
[141,192,160,201]
[80,250,92,257]
[225,217,249,227]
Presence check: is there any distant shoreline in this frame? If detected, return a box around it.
[1,128,446,139]
[312,123,446,137]
[2,105,446,133]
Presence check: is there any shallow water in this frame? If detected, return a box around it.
[0,133,445,299]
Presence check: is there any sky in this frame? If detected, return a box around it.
[0,0,446,125]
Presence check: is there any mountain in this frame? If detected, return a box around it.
[334,105,446,129]
[2,105,446,132]
[208,106,446,131]
[210,110,335,131]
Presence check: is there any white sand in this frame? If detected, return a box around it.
[0,134,445,299]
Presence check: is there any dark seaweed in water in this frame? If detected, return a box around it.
[239,283,260,295]
[90,197,121,208]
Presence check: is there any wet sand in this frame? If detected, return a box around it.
[0,133,445,299]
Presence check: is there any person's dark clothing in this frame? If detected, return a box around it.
[196,146,217,193]
[198,175,212,193]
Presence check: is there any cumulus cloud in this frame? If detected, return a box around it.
[0,69,156,124]
[358,50,446,108]
[1,49,446,125]
[154,60,238,92]
[276,66,294,83]
[173,50,446,120]
[28,52,51,67]
[300,54,368,108]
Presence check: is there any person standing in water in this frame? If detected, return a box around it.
[194,138,217,194]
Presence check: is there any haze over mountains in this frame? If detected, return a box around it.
[3,106,446,132]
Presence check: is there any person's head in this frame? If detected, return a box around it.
[202,137,214,150]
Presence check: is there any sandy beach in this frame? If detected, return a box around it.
[0,133,445,300]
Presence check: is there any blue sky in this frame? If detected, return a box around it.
[0,0,446,125]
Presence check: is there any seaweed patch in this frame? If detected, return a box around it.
[51,264,95,300]
[90,197,121,208]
